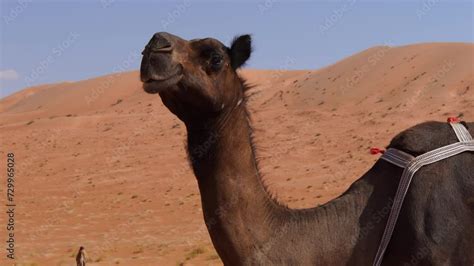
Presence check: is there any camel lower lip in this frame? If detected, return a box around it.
[143,74,182,94]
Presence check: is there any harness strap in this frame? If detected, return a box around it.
[450,122,473,142]
[373,121,473,266]
[378,148,414,168]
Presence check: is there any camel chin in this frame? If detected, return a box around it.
[142,74,182,94]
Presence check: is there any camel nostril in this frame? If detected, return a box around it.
[151,32,173,52]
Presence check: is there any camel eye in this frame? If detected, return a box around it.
[210,53,223,69]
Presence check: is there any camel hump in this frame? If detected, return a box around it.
[388,121,472,156]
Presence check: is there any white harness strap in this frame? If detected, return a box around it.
[373,121,474,266]
[451,121,473,142]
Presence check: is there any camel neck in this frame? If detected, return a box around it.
[186,103,280,262]
[184,101,397,264]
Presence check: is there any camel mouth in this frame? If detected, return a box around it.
[142,65,183,94]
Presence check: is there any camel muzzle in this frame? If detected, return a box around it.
[140,32,184,94]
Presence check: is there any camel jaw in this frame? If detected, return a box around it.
[142,73,183,94]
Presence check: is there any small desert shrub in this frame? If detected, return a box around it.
[185,247,206,260]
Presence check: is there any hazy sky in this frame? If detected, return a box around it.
[1,0,473,98]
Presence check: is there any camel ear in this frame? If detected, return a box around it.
[230,35,252,69]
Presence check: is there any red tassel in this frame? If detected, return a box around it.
[447,117,460,123]
[370,147,385,155]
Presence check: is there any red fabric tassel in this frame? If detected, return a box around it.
[370,147,385,155]
[447,117,460,123]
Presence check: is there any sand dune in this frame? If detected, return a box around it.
[0,43,472,265]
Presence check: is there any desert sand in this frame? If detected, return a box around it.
[0,43,472,265]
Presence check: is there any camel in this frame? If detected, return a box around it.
[140,32,474,265]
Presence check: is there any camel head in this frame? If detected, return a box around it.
[140,32,252,124]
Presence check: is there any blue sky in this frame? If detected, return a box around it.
[1,0,473,98]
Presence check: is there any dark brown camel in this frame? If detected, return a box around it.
[140,32,474,265]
